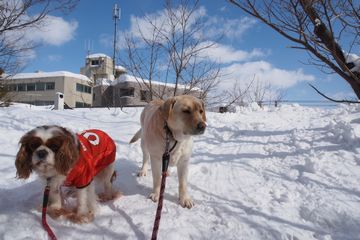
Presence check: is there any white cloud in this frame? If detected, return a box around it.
[2,30,37,62]
[99,31,129,53]
[17,49,37,67]
[198,42,268,63]
[128,6,207,44]
[219,61,315,92]
[109,4,257,55]
[1,11,76,72]
[28,15,78,46]
[223,17,257,40]
[99,34,113,48]
[129,14,163,42]
[203,16,257,40]
[48,55,63,62]
[108,3,313,98]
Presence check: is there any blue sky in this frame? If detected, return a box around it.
[22,0,357,102]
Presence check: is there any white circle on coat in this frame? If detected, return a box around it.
[82,132,100,145]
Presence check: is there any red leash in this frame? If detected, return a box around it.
[42,182,57,240]
[151,124,177,240]
[151,169,169,240]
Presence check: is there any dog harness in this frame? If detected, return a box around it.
[64,129,116,188]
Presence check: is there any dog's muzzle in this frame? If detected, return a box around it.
[36,149,49,159]
[195,122,206,134]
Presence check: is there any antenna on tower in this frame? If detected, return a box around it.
[85,39,93,57]
[112,4,120,78]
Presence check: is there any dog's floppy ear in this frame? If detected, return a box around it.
[15,136,33,179]
[54,130,79,175]
[201,100,207,122]
[160,97,176,120]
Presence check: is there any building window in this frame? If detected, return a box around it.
[75,101,91,108]
[36,82,45,91]
[76,83,92,94]
[76,83,82,92]
[17,84,26,91]
[7,82,54,92]
[7,84,17,91]
[140,90,151,102]
[119,88,134,97]
[33,100,54,106]
[45,82,55,90]
[91,59,100,66]
[27,83,35,91]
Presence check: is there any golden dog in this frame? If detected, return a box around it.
[130,95,206,208]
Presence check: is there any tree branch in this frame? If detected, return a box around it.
[308,83,359,103]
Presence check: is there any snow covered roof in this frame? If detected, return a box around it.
[86,53,110,59]
[7,71,92,82]
[115,65,126,72]
[95,78,113,86]
[112,74,201,91]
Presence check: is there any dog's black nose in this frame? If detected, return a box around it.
[196,122,206,132]
[36,149,48,159]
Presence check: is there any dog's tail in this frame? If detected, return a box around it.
[129,129,141,143]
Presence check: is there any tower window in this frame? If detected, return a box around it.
[91,59,100,66]
[119,88,134,97]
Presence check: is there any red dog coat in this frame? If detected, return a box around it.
[64,129,116,188]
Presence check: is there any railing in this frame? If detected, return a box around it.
[262,100,341,108]
[208,99,355,113]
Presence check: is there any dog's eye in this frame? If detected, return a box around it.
[46,137,63,152]
[199,109,204,114]
[182,109,191,114]
[29,142,41,151]
[47,143,61,152]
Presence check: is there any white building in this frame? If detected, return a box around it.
[85,53,202,107]
[1,53,202,108]
[1,71,92,108]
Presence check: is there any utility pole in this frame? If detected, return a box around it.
[112,4,120,78]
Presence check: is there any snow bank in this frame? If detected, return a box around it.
[0,103,360,239]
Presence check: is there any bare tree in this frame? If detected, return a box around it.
[160,0,221,98]
[0,67,10,106]
[247,78,272,108]
[122,20,165,101]
[211,76,255,110]
[272,88,287,107]
[121,0,221,101]
[0,0,78,75]
[228,0,360,99]
[182,55,221,100]
[0,0,78,105]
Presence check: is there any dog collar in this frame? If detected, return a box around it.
[164,123,178,153]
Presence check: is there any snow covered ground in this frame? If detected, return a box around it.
[1,103,360,240]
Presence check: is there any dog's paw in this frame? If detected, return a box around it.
[98,191,122,202]
[149,193,159,202]
[179,197,194,209]
[47,207,73,219]
[137,170,147,177]
[67,212,94,224]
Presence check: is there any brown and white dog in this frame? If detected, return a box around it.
[15,125,119,223]
[130,95,206,208]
